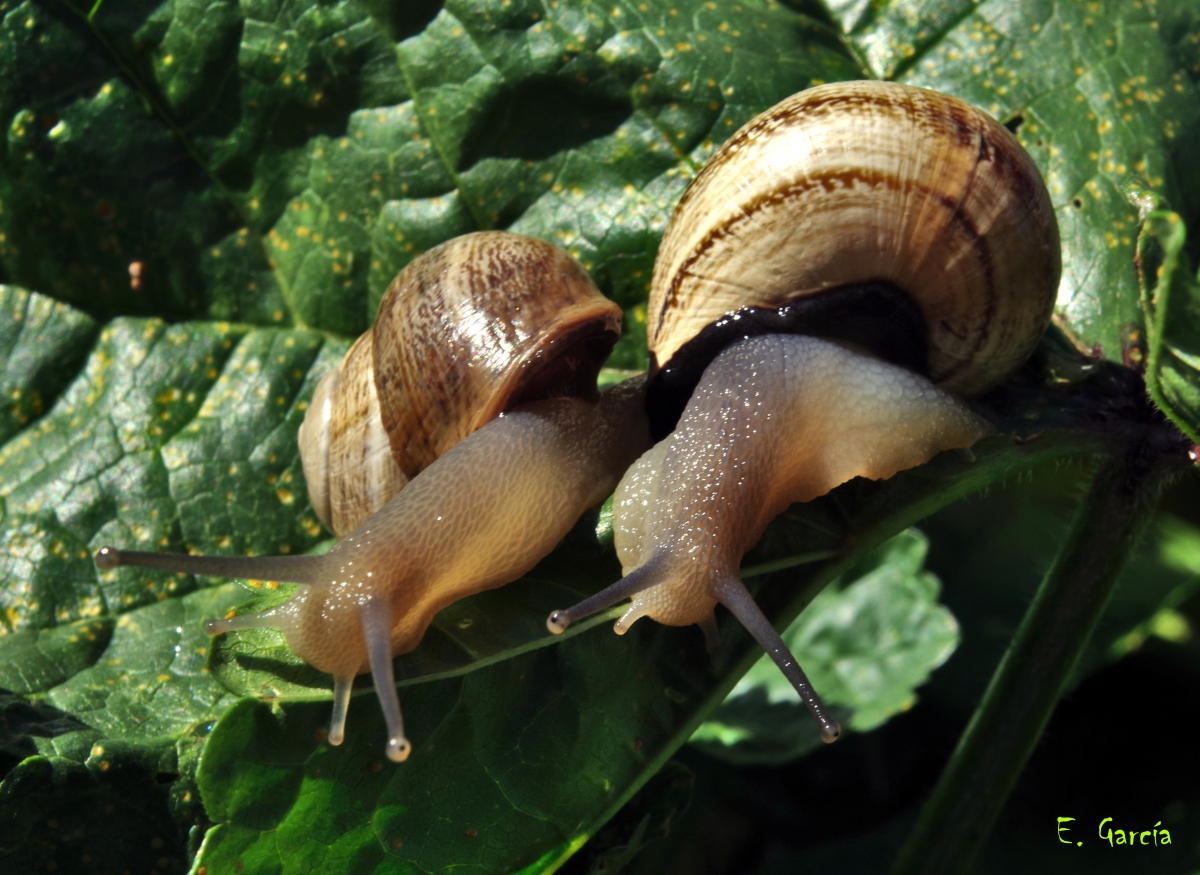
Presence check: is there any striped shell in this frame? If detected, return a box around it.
[299,231,622,536]
[649,80,1060,400]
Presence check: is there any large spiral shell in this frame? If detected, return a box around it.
[647,80,1060,432]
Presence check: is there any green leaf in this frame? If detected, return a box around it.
[0,299,349,866]
[917,463,1200,719]
[1138,210,1200,443]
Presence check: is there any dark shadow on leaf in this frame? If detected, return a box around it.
[363,0,445,42]
[561,761,696,874]
[460,76,632,169]
[0,690,91,780]
[224,651,330,696]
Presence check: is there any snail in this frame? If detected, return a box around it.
[545,80,1061,742]
[95,231,651,762]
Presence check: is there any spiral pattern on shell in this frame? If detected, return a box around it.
[647,80,1060,427]
[299,231,622,536]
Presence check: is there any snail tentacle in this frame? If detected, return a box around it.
[546,556,664,634]
[361,598,410,762]
[328,674,354,746]
[713,576,840,743]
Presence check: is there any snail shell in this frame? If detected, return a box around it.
[646,79,1060,435]
[299,231,622,536]
[548,81,1061,743]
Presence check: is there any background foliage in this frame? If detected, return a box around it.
[1,0,1199,872]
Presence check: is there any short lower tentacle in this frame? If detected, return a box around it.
[328,674,354,746]
[613,602,649,634]
[546,559,663,634]
[360,599,410,762]
[714,576,840,743]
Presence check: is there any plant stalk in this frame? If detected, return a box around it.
[891,440,1173,875]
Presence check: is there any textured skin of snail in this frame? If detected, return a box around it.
[96,232,650,762]
[547,81,1061,742]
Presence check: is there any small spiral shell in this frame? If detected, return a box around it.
[300,232,622,536]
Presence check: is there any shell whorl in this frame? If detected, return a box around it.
[298,332,411,536]
[373,232,622,480]
[300,231,622,536]
[649,80,1060,402]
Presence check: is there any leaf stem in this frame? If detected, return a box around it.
[890,439,1179,875]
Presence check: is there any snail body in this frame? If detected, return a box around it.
[97,232,650,762]
[548,81,1061,740]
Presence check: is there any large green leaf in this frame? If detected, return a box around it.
[1,0,1200,872]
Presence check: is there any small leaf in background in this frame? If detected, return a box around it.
[1138,210,1200,443]
[692,530,959,765]
[1110,513,1200,656]
[1160,511,1200,576]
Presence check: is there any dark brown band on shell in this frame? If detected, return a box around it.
[646,281,929,439]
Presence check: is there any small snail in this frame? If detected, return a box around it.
[96,232,650,762]
[546,81,1061,741]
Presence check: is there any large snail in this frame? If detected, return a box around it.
[545,81,1061,742]
[95,231,651,762]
